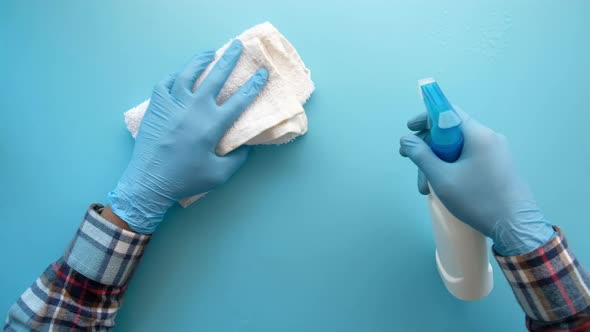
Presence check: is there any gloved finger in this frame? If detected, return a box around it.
[171,51,215,98]
[221,68,268,112]
[212,68,268,142]
[415,129,430,144]
[198,39,243,99]
[451,105,493,141]
[417,169,430,195]
[407,112,428,131]
[213,145,251,180]
[459,116,497,149]
[154,73,176,96]
[452,105,470,123]
[399,134,445,179]
[221,144,251,161]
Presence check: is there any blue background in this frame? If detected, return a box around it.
[1,1,589,331]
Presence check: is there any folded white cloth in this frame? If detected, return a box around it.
[124,22,314,207]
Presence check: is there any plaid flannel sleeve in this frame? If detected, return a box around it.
[495,227,590,332]
[4,204,150,332]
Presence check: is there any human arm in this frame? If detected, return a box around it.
[4,40,268,331]
[3,205,150,332]
[399,111,590,331]
[101,204,133,231]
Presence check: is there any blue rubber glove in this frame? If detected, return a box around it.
[399,110,555,256]
[108,40,268,234]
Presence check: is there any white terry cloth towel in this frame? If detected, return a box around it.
[124,22,314,207]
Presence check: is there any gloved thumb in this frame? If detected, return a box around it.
[399,134,445,179]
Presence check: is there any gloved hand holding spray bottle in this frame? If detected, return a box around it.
[400,78,556,301]
[419,78,493,301]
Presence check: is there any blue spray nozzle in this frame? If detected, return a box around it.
[419,78,463,162]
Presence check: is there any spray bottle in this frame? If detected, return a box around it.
[419,78,493,301]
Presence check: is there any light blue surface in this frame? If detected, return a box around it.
[1,1,589,331]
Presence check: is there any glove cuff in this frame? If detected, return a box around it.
[107,178,175,234]
[492,201,556,256]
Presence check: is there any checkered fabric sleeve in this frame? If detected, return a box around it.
[495,227,590,331]
[4,204,150,331]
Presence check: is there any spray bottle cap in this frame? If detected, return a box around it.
[418,78,463,162]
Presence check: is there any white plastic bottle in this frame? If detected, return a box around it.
[428,185,493,301]
[419,78,493,301]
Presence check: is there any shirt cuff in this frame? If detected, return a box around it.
[63,204,151,286]
[494,226,590,322]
